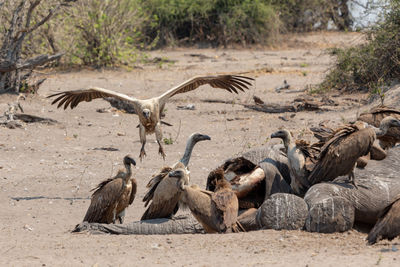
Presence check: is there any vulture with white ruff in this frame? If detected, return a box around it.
[141,133,211,220]
[358,105,400,149]
[174,168,241,233]
[48,75,253,160]
[270,129,319,196]
[81,155,136,224]
[307,117,400,187]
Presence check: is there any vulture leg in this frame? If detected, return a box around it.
[155,123,166,160]
[117,209,126,224]
[347,165,357,188]
[139,125,147,161]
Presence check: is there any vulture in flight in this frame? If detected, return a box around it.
[307,117,400,187]
[173,168,241,233]
[48,75,253,160]
[271,129,319,196]
[141,133,211,220]
[358,105,400,149]
[81,155,137,224]
[367,195,400,245]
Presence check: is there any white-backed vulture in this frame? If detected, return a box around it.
[47,75,253,160]
[358,105,400,149]
[367,195,400,245]
[310,122,388,168]
[270,129,319,196]
[173,168,240,233]
[140,133,211,220]
[206,157,265,209]
[82,155,136,224]
[308,117,400,186]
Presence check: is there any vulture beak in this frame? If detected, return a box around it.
[199,134,211,141]
[392,119,400,127]
[271,131,281,139]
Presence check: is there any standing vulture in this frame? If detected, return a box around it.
[307,117,400,186]
[173,168,241,233]
[358,105,400,149]
[367,195,400,245]
[141,133,211,220]
[81,155,136,224]
[47,75,253,160]
[270,129,319,196]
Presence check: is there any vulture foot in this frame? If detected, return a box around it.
[139,148,147,161]
[158,144,166,160]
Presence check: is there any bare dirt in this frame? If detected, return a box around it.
[1,31,399,266]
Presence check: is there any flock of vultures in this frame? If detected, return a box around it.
[45,74,400,245]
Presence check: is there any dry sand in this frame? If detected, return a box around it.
[1,32,399,266]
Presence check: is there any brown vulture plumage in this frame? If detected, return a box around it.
[174,168,240,233]
[270,129,319,196]
[47,75,253,160]
[367,195,400,245]
[141,133,211,220]
[82,155,136,224]
[308,117,400,186]
[206,157,265,209]
[358,105,400,149]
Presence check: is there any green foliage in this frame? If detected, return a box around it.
[59,0,153,67]
[140,0,281,46]
[319,1,400,93]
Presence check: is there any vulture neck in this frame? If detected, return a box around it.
[373,123,390,137]
[180,137,200,167]
[123,162,133,181]
[283,134,294,152]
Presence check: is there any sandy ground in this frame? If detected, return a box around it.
[1,31,399,266]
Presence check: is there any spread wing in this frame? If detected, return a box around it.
[157,75,254,108]
[367,195,400,244]
[308,127,375,185]
[212,189,239,231]
[47,87,140,110]
[83,178,124,223]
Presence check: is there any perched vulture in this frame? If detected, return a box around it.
[141,133,211,220]
[310,122,387,169]
[270,129,319,196]
[307,117,400,186]
[367,195,400,245]
[174,168,241,233]
[48,75,253,160]
[206,157,265,209]
[358,105,400,149]
[82,155,136,224]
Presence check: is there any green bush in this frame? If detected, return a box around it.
[140,0,281,47]
[58,0,153,67]
[319,1,400,93]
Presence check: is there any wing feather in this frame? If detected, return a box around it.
[83,178,124,223]
[158,75,254,106]
[48,87,139,110]
[308,128,375,185]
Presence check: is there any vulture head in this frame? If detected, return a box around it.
[191,133,211,143]
[380,116,400,130]
[142,109,151,120]
[168,168,189,190]
[206,167,225,192]
[123,155,136,167]
[271,129,293,149]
